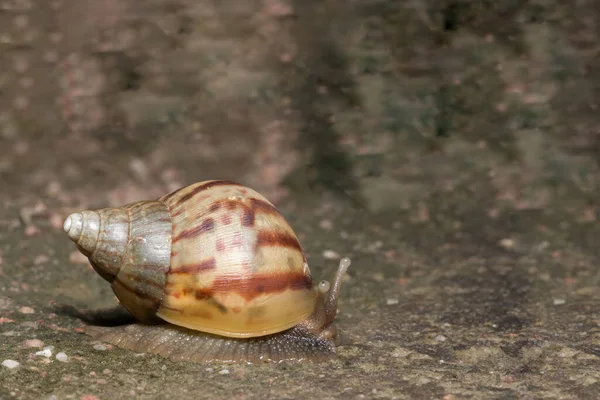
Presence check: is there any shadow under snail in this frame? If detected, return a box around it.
[62,180,351,363]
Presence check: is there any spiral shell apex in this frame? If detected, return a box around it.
[64,201,172,323]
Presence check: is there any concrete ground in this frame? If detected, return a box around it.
[1,1,600,399]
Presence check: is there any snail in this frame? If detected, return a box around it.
[62,180,351,363]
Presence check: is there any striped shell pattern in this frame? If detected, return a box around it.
[63,180,318,338]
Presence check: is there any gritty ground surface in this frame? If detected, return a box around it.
[1,1,600,399]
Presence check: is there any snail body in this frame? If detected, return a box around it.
[63,180,351,363]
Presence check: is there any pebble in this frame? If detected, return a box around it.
[34,254,49,264]
[218,369,230,375]
[498,238,515,250]
[391,347,411,358]
[49,213,64,229]
[323,249,340,260]
[435,335,447,342]
[19,306,35,314]
[386,298,399,305]
[24,224,41,236]
[55,352,68,362]
[0,297,12,310]
[129,158,149,181]
[2,359,20,369]
[80,395,100,400]
[35,347,53,358]
[93,344,107,351]
[553,298,566,305]
[24,339,43,347]
[319,219,333,231]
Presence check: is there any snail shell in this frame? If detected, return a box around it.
[63,180,351,363]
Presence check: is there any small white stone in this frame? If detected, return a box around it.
[218,369,230,375]
[435,335,447,342]
[35,348,52,358]
[498,238,515,250]
[553,298,566,305]
[386,298,399,305]
[322,249,340,260]
[55,352,68,362]
[2,359,20,369]
[93,344,107,351]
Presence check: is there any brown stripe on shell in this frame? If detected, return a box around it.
[194,288,213,300]
[174,218,215,242]
[162,180,241,204]
[249,198,283,219]
[193,196,281,231]
[164,286,229,314]
[170,207,187,218]
[224,199,238,210]
[256,230,302,252]
[202,196,279,217]
[210,272,313,302]
[163,271,312,305]
[170,258,216,274]
[241,208,255,227]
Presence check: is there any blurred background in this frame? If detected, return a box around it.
[2,0,598,214]
[1,1,600,398]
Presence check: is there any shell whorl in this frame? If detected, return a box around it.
[64,180,319,339]
[63,201,172,323]
[156,180,318,338]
